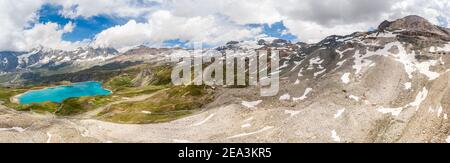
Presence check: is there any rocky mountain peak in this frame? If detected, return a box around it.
[392,15,435,31]
[379,15,441,32]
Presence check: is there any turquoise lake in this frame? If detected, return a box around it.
[18,81,112,104]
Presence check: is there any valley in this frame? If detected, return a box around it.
[0,63,215,124]
[1,15,450,143]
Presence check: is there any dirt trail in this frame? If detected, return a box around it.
[81,89,168,118]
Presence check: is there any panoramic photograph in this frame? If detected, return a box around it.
[1,0,450,148]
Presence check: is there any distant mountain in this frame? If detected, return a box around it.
[0,51,23,73]
[0,46,118,73]
[2,15,450,142]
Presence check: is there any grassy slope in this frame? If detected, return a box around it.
[98,85,214,124]
[0,64,215,124]
[0,87,27,107]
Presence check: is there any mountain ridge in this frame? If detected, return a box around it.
[2,15,450,142]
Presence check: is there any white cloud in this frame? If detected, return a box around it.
[278,0,450,42]
[0,0,85,51]
[162,0,283,25]
[388,0,450,26]
[155,0,450,43]
[63,21,75,33]
[0,0,45,51]
[92,20,152,50]
[2,0,450,51]
[284,20,365,43]
[48,0,161,18]
[93,10,262,50]
[18,22,87,51]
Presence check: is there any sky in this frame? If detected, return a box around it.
[1,0,450,52]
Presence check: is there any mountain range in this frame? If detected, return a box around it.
[1,15,450,143]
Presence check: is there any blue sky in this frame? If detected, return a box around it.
[36,4,297,47]
[38,4,128,42]
[2,0,450,52]
[437,16,449,28]
[248,21,298,41]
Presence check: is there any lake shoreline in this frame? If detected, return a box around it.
[11,81,112,105]
[10,93,22,104]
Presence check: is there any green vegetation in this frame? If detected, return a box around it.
[105,75,134,91]
[115,85,167,97]
[17,102,59,114]
[14,95,115,116]
[0,64,216,124]
[98,85,214,124]
[151,65,173,85]
[0,87,27,108]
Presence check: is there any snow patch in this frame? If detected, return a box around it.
[434,43,450,52]
[278,61,289,70]
[404,82,412,90]
[46,132,52,143]
[241,124,251,128]
[290,60,304,72]
[336,59,347,67]
[352,42,442,80]
[2,58,8,64]
[416,60,440,80]
[353,49,378,74]
[377,87,428,116]
[173,139,192,143]
[410,87,428,110]
[308,57,324,70]
[0,127,26,133]
[285,110,300,117]
[17,50,39,66]
[192,114,215,126]
[294,79,300,85]
[377,107,403,116]
[241,100,262,108]
[349,95,360,101]
[293,88,313,101]
[227,126,274,139]
[298,68,304,77]
[341,73,351,84]
[437,105,443,118]
[334,109,345,119]
[279,93,291,101]
[243,117,254,122]
[335,48,354,59]
[331,130,341,142]
[314,69,327,77]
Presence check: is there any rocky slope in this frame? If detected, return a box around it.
[1,15,450,143]
[0,47,119,86]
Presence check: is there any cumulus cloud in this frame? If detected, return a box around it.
[92,20,152,50]
[0,0,86,51]
[277,0,396,26]
[161,0,283,24]
[388,0,450,26]
[93,10,262,50]
[0,0,44,51]
[2,0,450,51]
[18,22,87,51]
[48,0,161,18]
[157,0,450,43]
[93,0,450,46]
